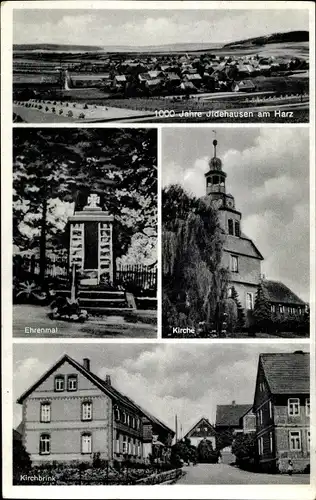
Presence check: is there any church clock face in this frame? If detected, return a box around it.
[227,199,234,208]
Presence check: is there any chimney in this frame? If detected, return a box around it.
[83,358,90,371]
[232,400,236,406]
[105,374,111,386]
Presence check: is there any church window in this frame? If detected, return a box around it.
[246,293,254,310]
[228,219,234,235]
[213,176,219,185]
[230,255,238,272]
[235,220,240,237]
[227,287,232,298]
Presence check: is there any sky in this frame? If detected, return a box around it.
[13,9,309,46]
[13,343,308,433]
[162,128,310,302]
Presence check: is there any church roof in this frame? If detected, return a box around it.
[215,404,252,427]
[262,280,306,305]
[259,352,309,394]
[223,234,263,260]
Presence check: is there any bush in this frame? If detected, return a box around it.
[59,109,63,115]
[52,107,56,113]
[79,112,85,119]
[67,110,73,117]
[84,103,89,109]
[45,106,49,112]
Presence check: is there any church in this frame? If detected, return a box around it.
[204,139,306,326]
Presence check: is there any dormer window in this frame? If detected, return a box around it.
[54,375,65,392]
[67,375,78,391]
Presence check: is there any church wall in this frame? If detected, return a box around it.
[219,210,241,233]
[222,251,261,286]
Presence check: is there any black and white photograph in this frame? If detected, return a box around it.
[162,128,310,338]
[12,7,309,123]
[13,343,310,485]
[13,128,158,338]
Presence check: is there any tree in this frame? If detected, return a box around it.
[162,185,228,337]
[231,286,246,331]
[253,283,271,333]
[232,433,258,471]
[171,438,197,466]
[13,436,32,483]
[197,439,218,463]
[13,129,157,286]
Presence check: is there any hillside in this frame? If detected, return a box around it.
[224,31,309,48]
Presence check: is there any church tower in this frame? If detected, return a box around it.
[205,139,242,238]
[205,138,263,323]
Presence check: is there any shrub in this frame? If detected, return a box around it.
[52,107,56,113]
[79,112,85,119]
[59,109,63,115]
[84,103,88,109]
[45,106,49,112]
[67,110,73,117]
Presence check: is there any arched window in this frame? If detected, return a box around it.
[228,219,234,235]
[227,287,233,298]
[235,220,240,237]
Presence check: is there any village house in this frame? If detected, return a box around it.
[183,417,217,448]
[253,351,310,473]
[113,75,127,90]
[16,355,174,465]
[215,401,252,463]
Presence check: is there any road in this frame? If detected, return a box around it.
[13,305,157,338]
[176,464,309,485]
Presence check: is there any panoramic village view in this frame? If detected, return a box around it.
[13,344,310,485]
[13,9,309,123]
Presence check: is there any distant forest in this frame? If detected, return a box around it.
[224,30,309,48]
[14,30,309,54]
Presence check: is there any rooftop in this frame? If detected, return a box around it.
[262,280,305,305]
[216,403,252,427]
[260,352,310,394]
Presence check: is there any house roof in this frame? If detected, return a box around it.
[216,404,252,427]
[115,75,127,82]
[237,79,256,88]
[223,234,263,260]
[260,352,310,394]
[146,78,161,86]
[262,280,305,305]
[17,354,174,436]
[185,73,202,80]
[184,417,217,439]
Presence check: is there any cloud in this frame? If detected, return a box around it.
[13,9,309,46]
[162,128,309,302]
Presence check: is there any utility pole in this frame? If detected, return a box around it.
[175,414,178,444]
